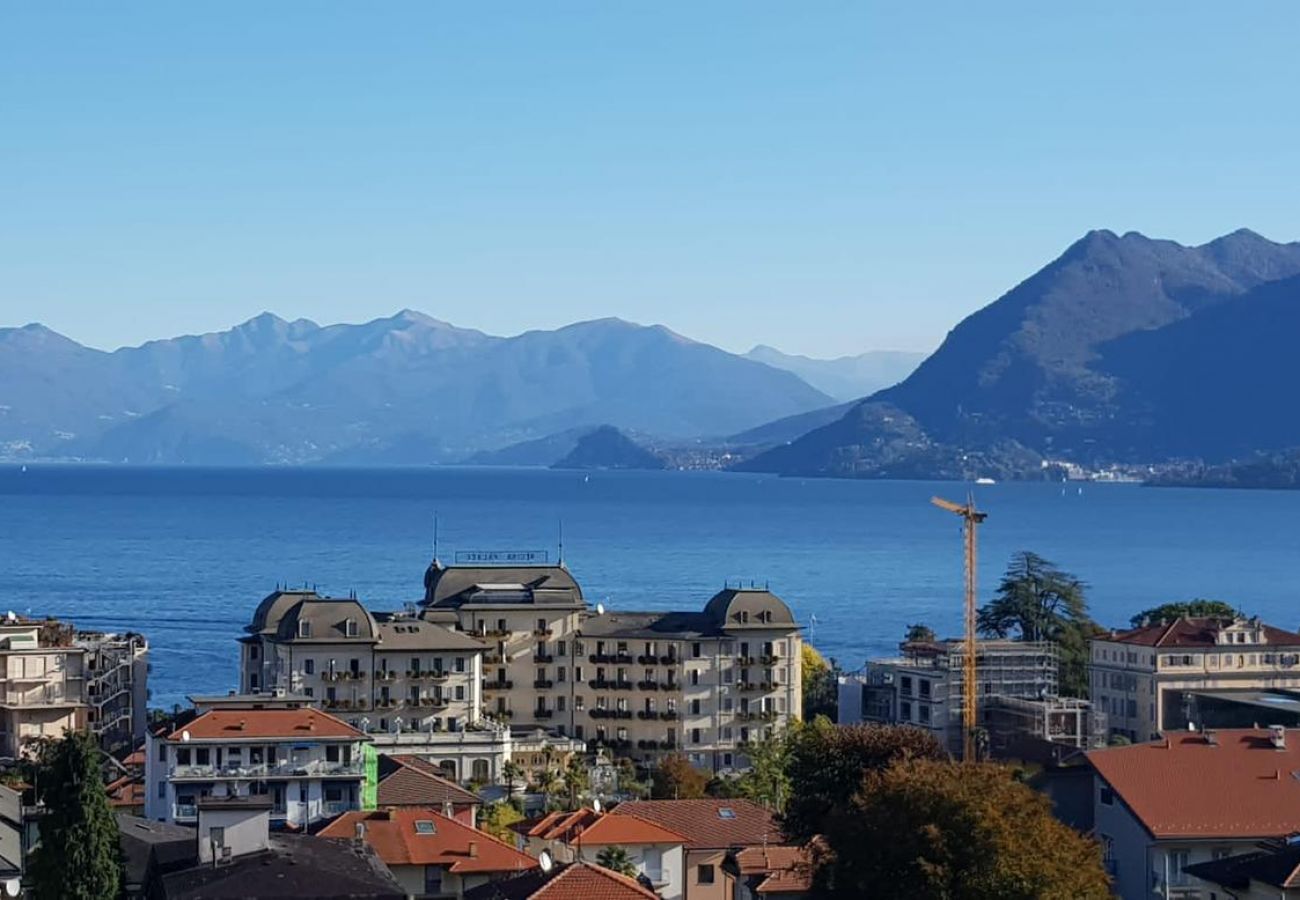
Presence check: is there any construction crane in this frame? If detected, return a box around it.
[931,494,988,762]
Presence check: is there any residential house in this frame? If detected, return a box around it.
[1089,616,1300,742]
[464,859,659,900]
[1089,727,1300,899]
[725,844,815,900]
[0,618,88,757]
[518,808,686,900]
[143,705,369,829]
[322,807,538,899]
[378,755,482,826]
[611,799,782,900]
[121,797,405,899]
[1187,841,1300,899]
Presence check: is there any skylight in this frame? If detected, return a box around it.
[414,820,437,834]
[718,808,736,819]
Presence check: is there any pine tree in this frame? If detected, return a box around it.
[28,730,122,900]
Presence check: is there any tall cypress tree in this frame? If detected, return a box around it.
[28,730,122,900]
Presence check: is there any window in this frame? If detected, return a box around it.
[575,696,585,711]
[424,865,444,895]
[690,670,700,687]
[692,643,701,659]
[298,620,311,638]
[455,685,465,700]
[900,701,912,720]
[497,618,507,633]
[918,705,931,724]
[691,699,701,715]
[558,666,567,683]
[919,680,931,698]
[157,741,166,762]
[345,618,358,637]
[455,656,466,673]
[410,657,420,675]
[304,659,315,675]
[326,686,336,702]
[1169,850,1190,886]
[557,697,566,712]
[691,728,701,744]
[558,641,567,657]
[901,676,913,696]
[698,864,715,885]
[1099,786,1115,806]
[157,781,165,798]
[537,618,547,633]
[249,644,259,660]
[349,658,360,675]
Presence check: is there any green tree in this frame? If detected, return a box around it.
[738,728,791,811]
[783,719,945,841]
[977,551,1100,697]
[596,845,638,878]
[904,623,937,643]
[27,731,123,900]
[564,756,590,808]
[651,754,708,800]
[502,760,526,798]
[1129,599,1240,627]
[479,799,524,842]
[801,644,839,722]
[811,759,1110,899]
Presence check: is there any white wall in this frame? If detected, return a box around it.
[576,843,684,900]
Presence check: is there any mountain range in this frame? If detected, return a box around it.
[0,312,842,464]
[741,228,1300,478]
[742,346,925,402]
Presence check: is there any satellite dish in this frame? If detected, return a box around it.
[538,849,554,873]
[3,878,19,897]
[181,730,191,742]
[596,603,605,616]
[592,798,602,813]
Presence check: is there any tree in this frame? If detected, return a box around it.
[783,719,945,841]
[811,759,1110,899]
[977,551,1100,697]
[651,754,708,800]
[479,799,524,842]
[738,728,791,811]
[1129,599,1240,627]
[564,756,589,808]
[502,760,526,798]
[533,764,564,810]
[904,623,936,643]
[27,731,122,900]
[596,845,638,878]
[801,644,838,722]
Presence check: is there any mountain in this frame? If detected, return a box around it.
[741,228,1300,478]
[550,426,666,470]
[744,346,926,401]
[0,312,832,464]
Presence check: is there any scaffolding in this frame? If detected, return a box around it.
[984,694,1107,753]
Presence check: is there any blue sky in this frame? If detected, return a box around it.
[3,3,1298,357]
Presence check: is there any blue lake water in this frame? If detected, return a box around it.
[2,465,1299,708]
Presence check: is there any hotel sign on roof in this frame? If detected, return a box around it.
[454,550,549,565]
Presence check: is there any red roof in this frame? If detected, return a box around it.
[611,799,779,850]
[733,844,815,894]
[320,808,537,874]
[378,756,481,808]
[107,775,146,808]
[165,708,363,741]
[524,809,600,842]
[465,860,659,900]
[1107,617,1300,648]
[1088,729,1300,838]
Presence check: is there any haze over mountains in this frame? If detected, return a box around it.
[0,312,838,464]
[742,346,925,402]
[742,228,1300,478]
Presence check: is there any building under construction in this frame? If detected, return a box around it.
[77,630,150,756]
[838,638,1068,757]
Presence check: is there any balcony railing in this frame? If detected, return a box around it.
[482,680,513,691]
[637,681,659,691]
[534,653,555,664]
[173,803,197,821]
[590,653,634,665]
[324,800,351,816]
[588,679,634,691]
[170,759,365,780]
[533,679,554,689]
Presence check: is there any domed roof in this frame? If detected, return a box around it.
[704,587,798,630]
[274,597,378,642]
[247,588,318,635]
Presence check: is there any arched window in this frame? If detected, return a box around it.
[439,759,457,781]
[472,759,490,783]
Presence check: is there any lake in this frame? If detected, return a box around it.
[2,465,1298,708]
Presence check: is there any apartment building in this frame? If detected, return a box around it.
[79,630,149,756]
[143,703,370,829]
[1088,727,1300,900]
[0,619,87,757]
[1089,616,1300,742]
[839,638,1058,755]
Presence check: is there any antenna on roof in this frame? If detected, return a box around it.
[558,519,564,565]
[432,512,440,564]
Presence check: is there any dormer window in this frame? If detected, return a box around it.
[739,611,750,624]
[345,618,358,638]
[298,620,311,638]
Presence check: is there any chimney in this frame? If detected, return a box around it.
[354,822,366,848]
[1270,725,1287,750]
[442,801,453,818]
[468,841,479,859]
[1204,729,1218,746]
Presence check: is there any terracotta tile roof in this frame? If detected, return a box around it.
[1088,729,1300,838]
[122,749,145,767]
[164,708,363,741]
[1106,617,1300,648]
[107,775,145,808]
[733,844,815,894]
[319,808,537,874]
[611,799,780,850]
[523,809,600,842]
[464,860,659,900]
[377,755,481,808]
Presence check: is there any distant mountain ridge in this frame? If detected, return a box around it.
[0,312,833,464]
[741,228,1300,478]
[743,345,925,402]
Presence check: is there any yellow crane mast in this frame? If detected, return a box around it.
[931,494,988,761]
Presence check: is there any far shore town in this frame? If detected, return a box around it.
[4,551,1297,899]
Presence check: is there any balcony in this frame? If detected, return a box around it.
[534,710,554,720]
[637,710,660,720]
[660,682,679,691]
[533,628,554,637]
[659,655,679,666]
[637,655,658,665]
[170,759,365,780]
[637,681,659,691]
[760,655,781,665]
[535,653,555,664]
[425,670,450,681]
[324,800,351,817]
[738,656,757,666]
[173,803,197,821]
[591,653,634,665]
[482,680,513,691]
[533,679,554,689]
[374,670,398,681]
[659,710,680,721]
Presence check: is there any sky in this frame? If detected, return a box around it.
[3,3,1299,358]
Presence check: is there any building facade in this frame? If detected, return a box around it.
[239,562,803,774]
[1089,616,1300,742]
[79,630,150,756]
[839,638,1058,756]
[143,704,370,829]
[0,619,88,757]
